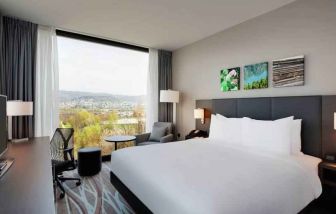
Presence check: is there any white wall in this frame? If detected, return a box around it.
[173,0,336,137]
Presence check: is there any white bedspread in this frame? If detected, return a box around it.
[110,139,322,214]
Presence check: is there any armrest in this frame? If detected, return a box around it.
[63,147,73,153]
[135,133,151,144]
[160,134,174,143]
[62,147,74,161]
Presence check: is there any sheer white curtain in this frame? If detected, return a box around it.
[35,26,59,138]
[146,48,159,132]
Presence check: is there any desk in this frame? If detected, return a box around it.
[0,137,55,214]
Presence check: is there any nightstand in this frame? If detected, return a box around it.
[319,161,336,188]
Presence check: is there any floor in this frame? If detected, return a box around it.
[55,162,134,214]
[300,187,336,214]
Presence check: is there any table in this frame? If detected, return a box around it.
[78,147,102,176]
[319,161,336,188]
[104,135,136,151]
[0,137,55,214]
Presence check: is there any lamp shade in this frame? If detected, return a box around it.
[194,108,204,119]
[160,90,179,103]
[7,101,33,116]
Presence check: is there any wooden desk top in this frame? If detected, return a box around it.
[0,137,55,214]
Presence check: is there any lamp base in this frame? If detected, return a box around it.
[11,138,29,143]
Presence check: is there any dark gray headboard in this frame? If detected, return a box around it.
[196,95,336,158]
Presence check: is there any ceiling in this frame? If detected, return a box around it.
[0,0,296,50]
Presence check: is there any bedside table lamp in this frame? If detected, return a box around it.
[325,112,336,162]
[160,90,180,125]
[194,108,205,124]
[7,101,33,142]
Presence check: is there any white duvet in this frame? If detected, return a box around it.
[110,139,322,214]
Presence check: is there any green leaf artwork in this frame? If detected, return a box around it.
[244,62,268,90]
[220,67,240,92]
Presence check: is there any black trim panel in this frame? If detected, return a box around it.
[110,171,153,214]
[56,30,149,53]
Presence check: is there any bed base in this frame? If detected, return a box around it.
[110,169,320,213]
[110,171,153,214]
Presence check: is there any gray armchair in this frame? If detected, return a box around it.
[135,122,174,146]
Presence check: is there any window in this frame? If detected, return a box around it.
[57,32,149,157]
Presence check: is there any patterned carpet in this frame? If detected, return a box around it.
[55,162,135,214]
[54,162,336,214]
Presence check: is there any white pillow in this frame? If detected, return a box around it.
[241,116,293,155]
[216,113,227,120]
[209,114,224,140]
[245,117,302,155]
[215,114,243,145]
[209,114,243,144]
[291,119,303,155]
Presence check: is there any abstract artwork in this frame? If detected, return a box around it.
[220,67,240,91]
[244,62,268,90]
[272,55,304,87]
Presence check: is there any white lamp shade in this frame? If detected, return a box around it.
[194,108,204,119]
[160,90,180,103]
[334,112,336,130]
[7,101,33,116]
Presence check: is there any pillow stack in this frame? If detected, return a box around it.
[209,114,302,156]
[242,117,293,155]
[209,114,242,144]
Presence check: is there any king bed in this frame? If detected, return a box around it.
[110,95,335,214]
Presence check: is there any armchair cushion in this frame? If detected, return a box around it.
[153,122,173,134]
[137,141,162,146]
[149,126,167,142]
[160,134,174,143]
[135,133,151,144]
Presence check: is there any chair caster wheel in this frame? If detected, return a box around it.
[60,193,65,199]
[76,181,81,186]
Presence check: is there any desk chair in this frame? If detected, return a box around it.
[50,128,81,199]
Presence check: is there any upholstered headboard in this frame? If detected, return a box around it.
[196,95,336,158]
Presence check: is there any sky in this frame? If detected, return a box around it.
[57,36,149,96]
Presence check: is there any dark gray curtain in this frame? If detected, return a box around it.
[0,15,3,94]
[0,17,37,138]
[158,50,173,122]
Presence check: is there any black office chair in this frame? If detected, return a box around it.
[50,128,81,199]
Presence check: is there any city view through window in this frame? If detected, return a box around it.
[57,36,148,157]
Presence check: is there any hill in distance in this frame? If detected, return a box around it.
[60,90,145,103]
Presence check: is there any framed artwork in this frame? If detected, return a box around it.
[220,67,240,92]
[244,62,268,90]
[272,55,304,87]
